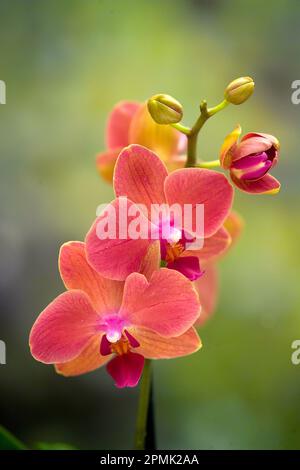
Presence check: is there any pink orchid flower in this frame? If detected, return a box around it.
[29,242,201,388]
[86,144,234,282]
[96,101,185,183]
[220,125,280,194]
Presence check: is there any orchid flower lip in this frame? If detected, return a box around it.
[167,255,204,281]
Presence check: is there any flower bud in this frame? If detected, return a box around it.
[220,127,280,194]
[224,77,254,105]
[147,94,183,125]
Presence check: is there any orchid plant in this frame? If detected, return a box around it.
[29,77,280,450]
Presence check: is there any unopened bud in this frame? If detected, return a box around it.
[147,94,183,124]
[224,77,254,105]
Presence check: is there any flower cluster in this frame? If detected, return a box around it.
[29,77,280,388]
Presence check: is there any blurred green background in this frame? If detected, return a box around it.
[0,0,300,450]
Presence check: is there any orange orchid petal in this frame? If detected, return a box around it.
[231,172,281,194]
[241,132,280,150]
[233,134,273,161]
[220,124,242,169]
[30,290,99,364]
[55,335,110,377]
[106,101,141,149]
[119,269,200,337]
[128,103,182,164]
[194,264,218,326]
[165,168,234,238]
[96,148,122,184]
[183,227,232,262]
[85,198,152,281]
[132,326,201,359]
[224,211,244,246]
[114,145,167,214]
[139,241,160,281]
[59,241,124,313]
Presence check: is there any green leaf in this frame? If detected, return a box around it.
[0,425,27,450]
[36,442,77,450]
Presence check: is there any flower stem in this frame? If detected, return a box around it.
[207,99,229,117]
[170,122,191,135]
[195,159,221,169]
[185,99,229,168]
[134,359,153,450]
[145,381,156,449]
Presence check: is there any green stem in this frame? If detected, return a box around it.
[185,99,229,168]
[207,99,229,117]
[170,122,191,135]
[134,359,152,450]
[196,159,221,169]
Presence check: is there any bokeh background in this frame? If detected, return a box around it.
[0,0,300,450]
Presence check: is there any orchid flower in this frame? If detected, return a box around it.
[96,101,186,183]
[220,125,280,194]
[29,242,201,388]
[86,144,234,282]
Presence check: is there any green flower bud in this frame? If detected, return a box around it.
[147,94,183,124]
[224,77,255,105]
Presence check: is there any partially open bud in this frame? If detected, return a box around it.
[224,77,254,105]
[220,126,281,194]
[147,94,183,124]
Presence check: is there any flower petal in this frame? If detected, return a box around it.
[165,168,234,238]
[194,264,218,326]
[219,124,241,169]
[96,148,122,184]
[128,103,182,162]
[139,241,160,280]
[55,335,110,377]
[183,226,231,262]
[119,269,200,337]
[85,197,152,281]
[59,241,124,314]
[30,291,99,364]
[241,132,280,149]
[224,211,244,246]
[114,144,167,213]
[100,334,112,356]
[233,135,273,161]
[132,326,201,359]
[106,101,141,149]
[230,172,281,194]
[106,352,144,388]
[167,256,204,281]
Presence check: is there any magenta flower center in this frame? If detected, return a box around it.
[159,229,203,281]
[99,315,140,358]
[98,314,127,343]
